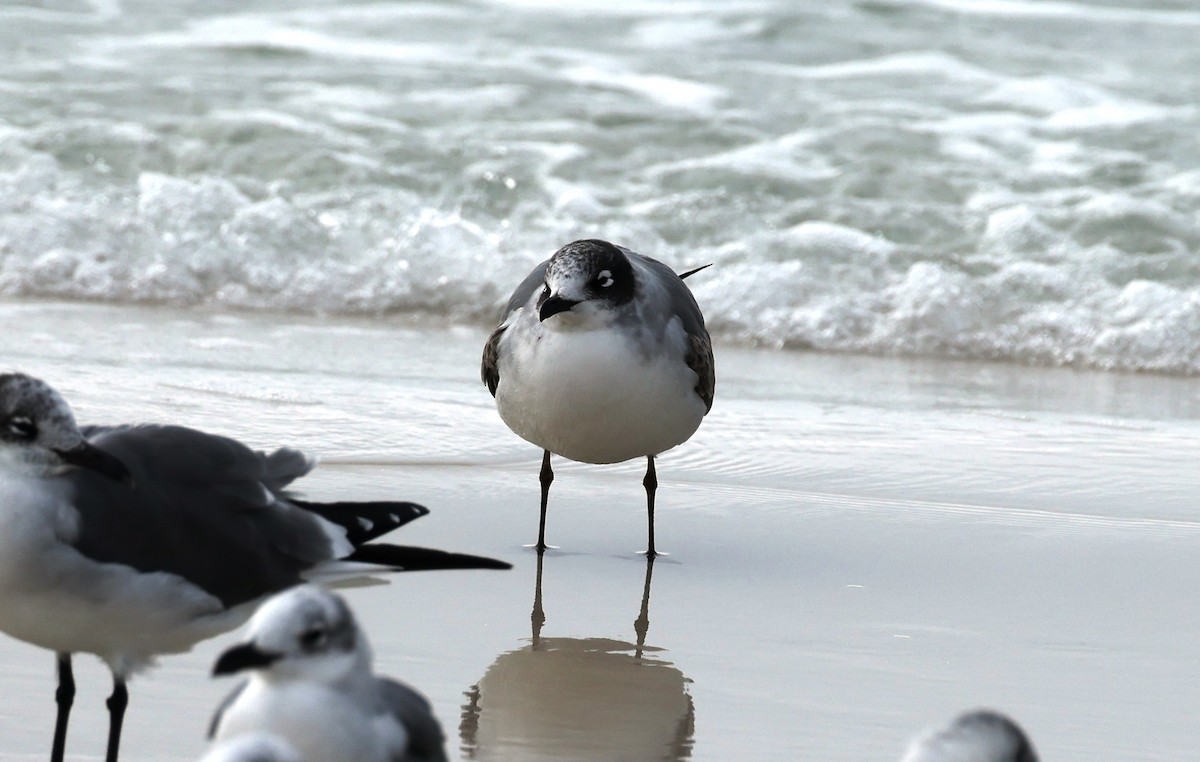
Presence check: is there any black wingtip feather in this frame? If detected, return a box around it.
[678,263,713,280]
[346,544,511,571]
[292,500,430,546]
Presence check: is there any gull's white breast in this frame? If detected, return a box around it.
[216,679,406,762]
[495,310,706,464]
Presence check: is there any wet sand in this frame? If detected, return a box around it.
[1,301,1199,760]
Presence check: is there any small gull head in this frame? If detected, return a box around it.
[0,372,131,483]
[198,733,302,762]
[901,709,1039,762]
[212,585,369,685]
[537,239,636,323]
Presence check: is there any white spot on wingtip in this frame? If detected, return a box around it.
[356,518,374,531]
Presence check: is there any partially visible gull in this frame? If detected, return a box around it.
[0,372,507,762]
[197,733,301,762]
[901,709,1039,762]
[209,585,447,762]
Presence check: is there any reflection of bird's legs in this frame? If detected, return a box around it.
[531,550,547,648]
[51,653,74,762]
[458,684,482,753]
[634,555,656,659]
[643,455,658,557]
[536,450,553,551]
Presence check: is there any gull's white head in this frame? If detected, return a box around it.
[536,239,636,328]
[901,709,1039,762]
[213,585,370,686]
[0,372,131,483]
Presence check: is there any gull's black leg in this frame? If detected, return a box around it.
[643,455,659,557]
[104,676,128,762]
[51,653,75,762]
[535,449,553,552]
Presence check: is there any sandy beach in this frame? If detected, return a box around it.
[1,300,1198,760]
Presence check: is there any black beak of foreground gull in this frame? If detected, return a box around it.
[54,442,135,486]
[538,293,580,322]
[213,643,282,676]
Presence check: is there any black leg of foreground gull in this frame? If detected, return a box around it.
[0,373,509,762]
[482,239,715,555]
[105,678,128,762]
[207,585,449,762]
[901,709,1038,762]
[51,653,75,762]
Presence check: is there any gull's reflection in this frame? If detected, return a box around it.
[460,556,694,761]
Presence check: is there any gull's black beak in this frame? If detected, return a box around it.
[213,643,282,676]
[54,442,134,487]
[538,293,580,322]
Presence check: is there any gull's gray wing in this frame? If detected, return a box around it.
[685,332,715,412]
[378,678,449,762]
[481,328,503,397]
[482,260,549,397]
[68,425,347,608]
[624,248,716,412]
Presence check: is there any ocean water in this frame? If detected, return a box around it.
[3,0,1200,372]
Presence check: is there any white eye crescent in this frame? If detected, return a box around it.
[596,270,614,288]
[7,416,36,439]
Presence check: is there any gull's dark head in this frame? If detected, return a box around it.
[536,239,636,323]
[213,586,367,685]
[0,372,131,484]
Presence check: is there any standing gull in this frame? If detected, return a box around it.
[901,709,1039,762]
[482,239,714,556]
[208,585,447,762]
[0,372,508,762]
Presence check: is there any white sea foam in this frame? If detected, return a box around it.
[781,51,999,83]
[877,0,1200,25]
[128,17,455,65]
[2,0,1200,374]
[560,66,724,112]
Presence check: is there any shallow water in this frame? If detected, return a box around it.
[1,302,1199,760]
[4,0,1200,370]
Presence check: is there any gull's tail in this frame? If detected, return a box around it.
[293,499,511,570]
